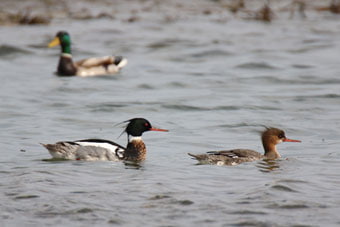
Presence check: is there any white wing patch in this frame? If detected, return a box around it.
[75,141,121,153]
[74,141,126,161]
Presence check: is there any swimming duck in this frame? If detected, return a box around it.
[188,127,301,165]
[41,118,168,162]
[48,31,127,77]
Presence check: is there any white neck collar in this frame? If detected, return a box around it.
[61,53,72,58]
[129,136,142,142]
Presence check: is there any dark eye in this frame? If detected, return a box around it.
[144,123,149,127]
[278,134,284,139]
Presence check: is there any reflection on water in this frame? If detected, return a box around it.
[0,45,32,57]
[256,159,281,172]
[41,158,70,162]
[123,160,144,170]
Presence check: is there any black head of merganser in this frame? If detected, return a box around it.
[120,118,168,161]
[124,118,168,138]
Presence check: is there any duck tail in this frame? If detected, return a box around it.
[113,56,128,69]
[40,143,49,149]
[40,143,56,152]
[188,153,200,159]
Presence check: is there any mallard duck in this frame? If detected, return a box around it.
[188,127,301,165]
[41,118,168,162]
[48,31,127,77]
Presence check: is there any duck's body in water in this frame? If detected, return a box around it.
[48,31,127,77]
[188,128,301,165]
[42,118,168,162]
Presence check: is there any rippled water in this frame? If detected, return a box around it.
[1,2,340,226]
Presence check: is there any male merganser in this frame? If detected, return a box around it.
[42,118,168,162]
[48,31,127,76]
[188,127,301,165]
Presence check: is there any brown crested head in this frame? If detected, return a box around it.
[262,127,301,146]
[261,127,300,158]
[261,128,286,146]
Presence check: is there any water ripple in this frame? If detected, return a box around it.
[13,195,39,200]
[235,62,278,70]
[162,104,281,111]
[267,202,310,209]
[190,49,233,58]
[162,104,208,111]
[147,38,195,49]
[230,210,267,215]
[271,184,298,193]
[0,45,32,57]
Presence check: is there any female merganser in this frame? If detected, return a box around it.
[188,127,301,165]
[48,31,127,77]
[42,118,168,162]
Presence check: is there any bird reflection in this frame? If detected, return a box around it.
[123,160,144,170]
[256,159,281,172]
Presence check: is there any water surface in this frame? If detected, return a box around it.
[1,1,340,226]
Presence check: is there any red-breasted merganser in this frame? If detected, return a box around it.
[188,127,301,165]
[48,31,127,77]
[42,118,168,162]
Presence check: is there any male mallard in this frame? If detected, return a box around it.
[48,31,127,77]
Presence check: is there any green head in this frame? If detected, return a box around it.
[48,31,72,54]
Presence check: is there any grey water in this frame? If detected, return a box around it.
[1,2,340,227]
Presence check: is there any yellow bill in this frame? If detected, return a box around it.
[48,37,60,48]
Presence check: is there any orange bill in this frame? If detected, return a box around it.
[283,138,301,142]
[150,127,168,132]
